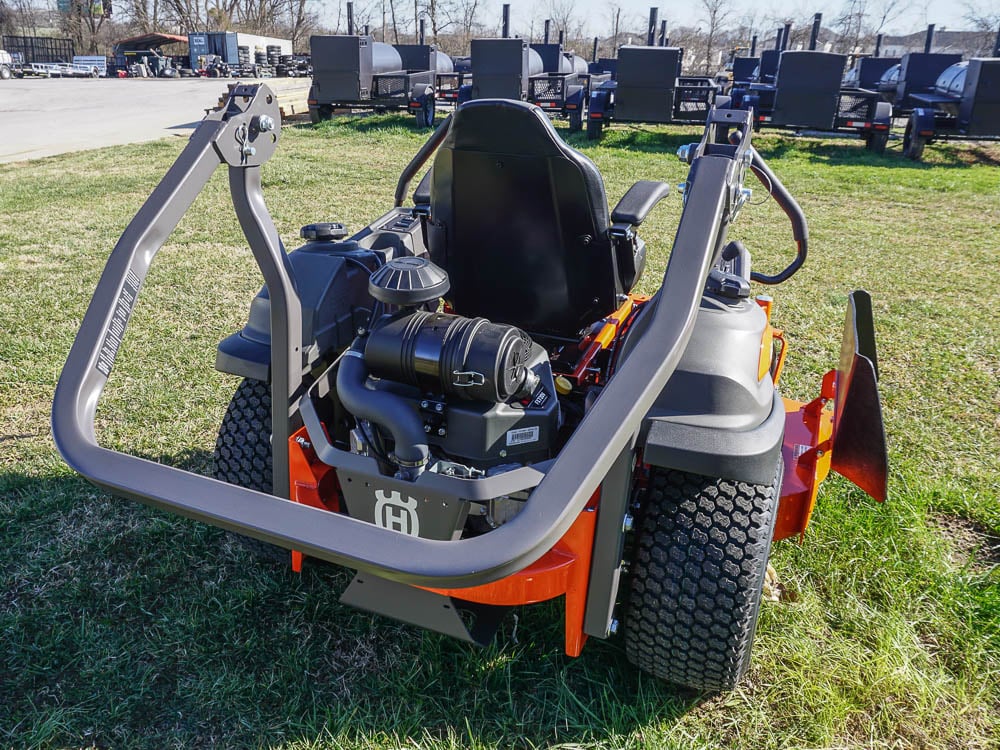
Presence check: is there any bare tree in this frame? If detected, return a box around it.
[700,0,733,74]
[59,0,112,54]
[0,1,14,36]
[547,0,584,47]
[965,1,1000,55]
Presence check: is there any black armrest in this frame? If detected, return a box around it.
[610,180,671,226]
[413,169,432,206]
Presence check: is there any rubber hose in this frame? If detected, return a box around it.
[336,340,429,471]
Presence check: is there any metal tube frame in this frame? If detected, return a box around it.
[53,89,755,589]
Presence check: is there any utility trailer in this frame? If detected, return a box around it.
[902,58,1000,160]
[879,52,963,114]
[731,56,760,87]
[308,35,442,127]
[435,70,468,105]
[0,49,16,79]
[844,56,900,90]
[21,60,102,78]
[459,39,598,131]
[527,42,606,131]
[587,46,718,140]
[733,51,892,153]
[436,54,470,105]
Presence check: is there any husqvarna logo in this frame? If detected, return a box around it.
[374,490,420,536]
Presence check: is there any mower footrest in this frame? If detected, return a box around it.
[341,572,509,646]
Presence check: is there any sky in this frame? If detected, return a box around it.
[319,0,990,39]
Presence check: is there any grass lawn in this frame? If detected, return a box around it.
[1,112,998,749]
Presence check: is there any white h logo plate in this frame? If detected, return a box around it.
[374,490,420,537]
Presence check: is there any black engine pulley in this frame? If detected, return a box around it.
[364,311,536,403]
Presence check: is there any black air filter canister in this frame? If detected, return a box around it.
[365,311,535,403]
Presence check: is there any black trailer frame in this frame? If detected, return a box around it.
[733,51,892,152]
[902,58,1000,160]
[458,38,600,130]
[886,52,964,115]
[586,46,718,139]
[308,35,438,127]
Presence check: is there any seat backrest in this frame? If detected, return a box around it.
[428,99,620,336]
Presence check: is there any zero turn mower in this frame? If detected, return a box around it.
[53,85,887,692]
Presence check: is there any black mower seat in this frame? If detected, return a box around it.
[428,99,650,338]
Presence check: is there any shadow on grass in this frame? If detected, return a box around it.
[753,132,1000,169]
[289,110,436,136]
[1,459,706,749]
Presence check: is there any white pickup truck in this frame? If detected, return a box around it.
[0,49,14,79]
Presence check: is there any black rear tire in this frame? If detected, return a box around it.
[866,130,888,155]
[586,116,602,140]
[213,378,287,562]
[568,108,582,132]
[415,96,435,128]
[624,466,780,692]
[903,117,925,161]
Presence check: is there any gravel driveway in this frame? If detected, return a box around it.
[0,77,231,163]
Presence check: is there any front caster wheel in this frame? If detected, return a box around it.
[213,378,286,562]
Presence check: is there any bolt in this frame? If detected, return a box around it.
[257,114,276,132]
[499,449,507,458]
[622,513,634,532]
[242,145,256,157]
[437,427,447,437]
[420,400,429,409]
[676,143,696,163]
[357,327,367,336]
[609,619,620,635]
[434,403,444,413]
[424,424,431,433]
[740,187,753,204]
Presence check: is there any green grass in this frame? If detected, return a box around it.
[1,114,999,749]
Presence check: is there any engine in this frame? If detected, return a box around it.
[337,257,561,484]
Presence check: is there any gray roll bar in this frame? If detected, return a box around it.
[52,86,751,588]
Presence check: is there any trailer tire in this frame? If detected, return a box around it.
[1,64,12,80]
[586,117,602,140]
[624,465,780,692]
[903,118,925,161]
[569,108,582,133]
[866,131,888,155]
[415,96,435,128]
[213,378,287,563]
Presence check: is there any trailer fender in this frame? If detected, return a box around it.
[566,85,586,109]
[409,83,434,103]
[911,107,937,140]
[588,86,612,120]
[873,101,892,128]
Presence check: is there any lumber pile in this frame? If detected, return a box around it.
[215,77,312,120]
